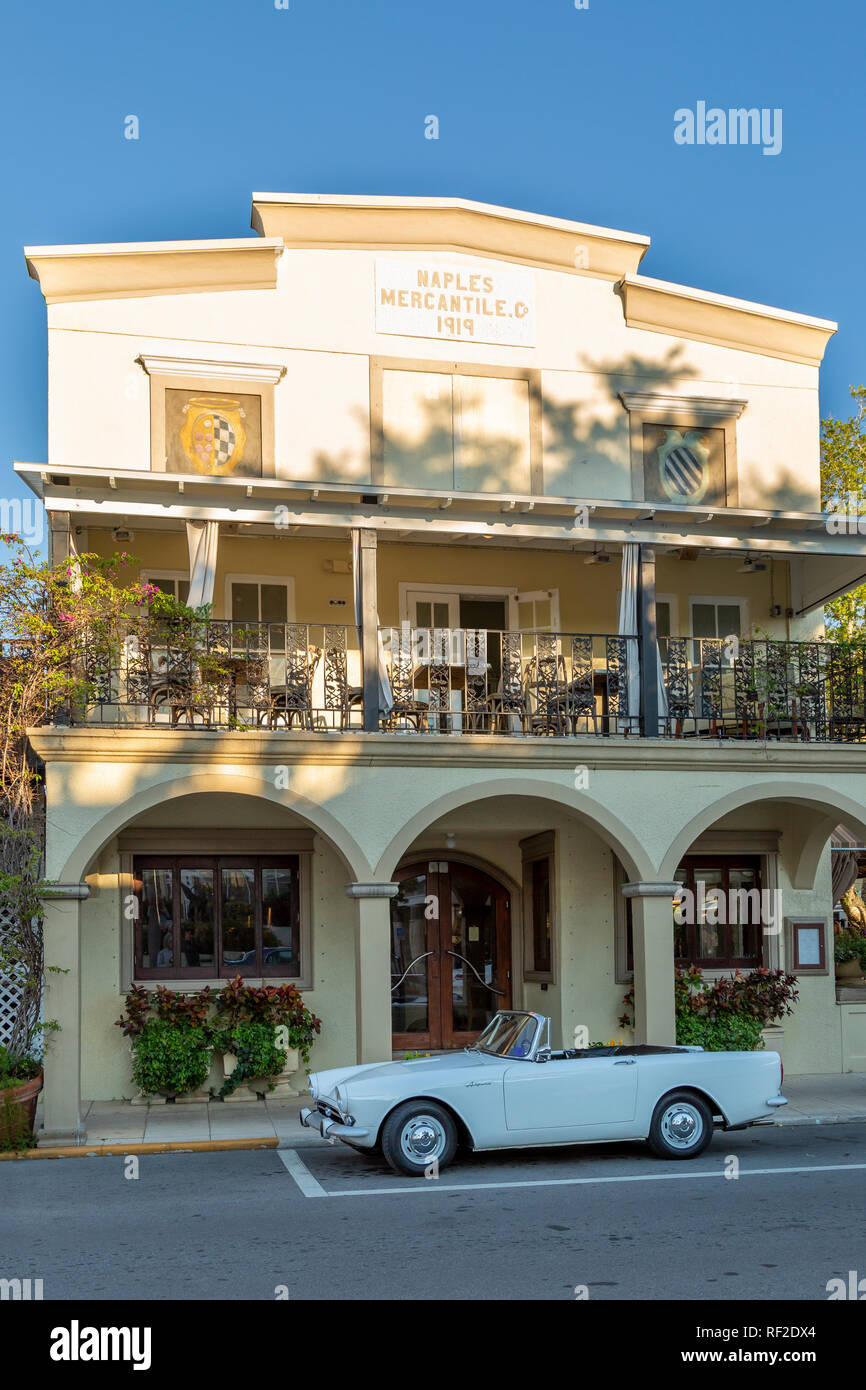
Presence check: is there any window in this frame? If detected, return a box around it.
[230,581,289,624]
[690,598,746,640]
[133,855,300,979]
[146,574,190,605]
[625,854,764,972]
[530,858,552,975]
[521,831,555,982]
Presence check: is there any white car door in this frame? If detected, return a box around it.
[503,1055,639,1136]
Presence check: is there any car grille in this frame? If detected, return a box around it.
[317,1100,342,1123]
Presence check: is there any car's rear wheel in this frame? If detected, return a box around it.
[380,1101,458,1177]
[648,1091,713,1160]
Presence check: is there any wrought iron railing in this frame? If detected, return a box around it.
[660,637,866,741]
[379,627,637,735]
[18,621,866,742]
[72,621,362,730]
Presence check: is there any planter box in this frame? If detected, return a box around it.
[268,1029,300,1098]
[760,1024,784,1067]
[836,959,865,982]
[0,1069,43,1148]
[220,1028,300,1101]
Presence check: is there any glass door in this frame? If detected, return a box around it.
[390,861,511,1051]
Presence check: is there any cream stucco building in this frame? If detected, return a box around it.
[15,192,866,1141]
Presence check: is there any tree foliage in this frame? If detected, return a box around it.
[821,386,866,640]
[0,537,206,1060]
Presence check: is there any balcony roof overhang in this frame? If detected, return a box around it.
[16,462,866,596]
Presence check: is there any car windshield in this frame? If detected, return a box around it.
[473,1012,540,1059]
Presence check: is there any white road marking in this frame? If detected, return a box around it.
[277,1148,328,1197]
[306,1159,866,1199]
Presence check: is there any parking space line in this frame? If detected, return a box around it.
[315,1159,866,1199]
[277,1148,329,1197]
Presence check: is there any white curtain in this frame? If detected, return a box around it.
[619,543,668,734]
[352,531,394,716]
[185,521,219,610]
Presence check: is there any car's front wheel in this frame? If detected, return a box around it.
[648,1091,713,1160]
[380,1101,458,1177]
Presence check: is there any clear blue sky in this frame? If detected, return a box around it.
[2,0,863,547]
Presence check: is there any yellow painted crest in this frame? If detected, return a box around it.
[179,397,247,475]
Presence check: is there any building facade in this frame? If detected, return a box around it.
[16,193,866,1141]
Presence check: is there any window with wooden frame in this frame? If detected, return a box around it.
[143,572,190,605]
[521,831,555,983]
[624,854,765,972]
[132,855,301,980]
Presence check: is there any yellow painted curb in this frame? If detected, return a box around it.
[0,1137,280,1160]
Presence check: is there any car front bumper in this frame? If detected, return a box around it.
[300,1106,371,1143]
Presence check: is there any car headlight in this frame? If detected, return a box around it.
[334,1084,349,1114]
[308,1074,319,1100]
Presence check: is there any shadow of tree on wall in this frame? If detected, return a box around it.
[305,341,817,515]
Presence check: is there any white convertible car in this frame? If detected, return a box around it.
[300,1010,787,1176]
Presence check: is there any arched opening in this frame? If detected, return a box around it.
[381,787,650,1052]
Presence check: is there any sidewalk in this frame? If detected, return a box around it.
[73,1095,322,1148]
[26,1072,866,1152]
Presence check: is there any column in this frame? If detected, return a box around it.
[48,511,73,567]
[638,544,659,737]
[345,881,398,1063]
[356,528,380,733]
[621,881,677,1044]
[38,882,90,1144]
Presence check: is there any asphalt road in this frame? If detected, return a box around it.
[2,1123,866,1301]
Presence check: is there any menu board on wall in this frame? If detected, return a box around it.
[375,258,536,347]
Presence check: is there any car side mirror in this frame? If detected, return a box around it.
[536,1047,552,1064]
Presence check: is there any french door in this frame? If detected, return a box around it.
[390,860,512,1051]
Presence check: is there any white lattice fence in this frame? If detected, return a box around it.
[0,898,42,1056]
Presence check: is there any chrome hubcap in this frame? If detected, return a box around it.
[661,1102,703,1150]
[400,1114,446,1163]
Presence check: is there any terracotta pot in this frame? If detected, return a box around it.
[0,1068,43,1148]
[836,958,864,981]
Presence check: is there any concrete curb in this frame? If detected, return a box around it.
[4,1112,866,1159]
[0,1137,280,1161]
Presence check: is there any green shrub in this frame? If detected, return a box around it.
[211,1022,286,1099]
[0,1047,41,1152]
[675,1013,765,1052]
[834,930,866,967]
[130,1020,211,1097]
[620,964,798,1051]
[0,1045,40,1086]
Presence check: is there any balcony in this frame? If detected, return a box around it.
[21,621,866,742]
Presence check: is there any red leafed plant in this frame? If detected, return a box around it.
[213,977,321,1060]
[620,965,798,1033]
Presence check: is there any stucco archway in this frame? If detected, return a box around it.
[656,780,866,889]
[58,770,372,884]
[372,778,656,883]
